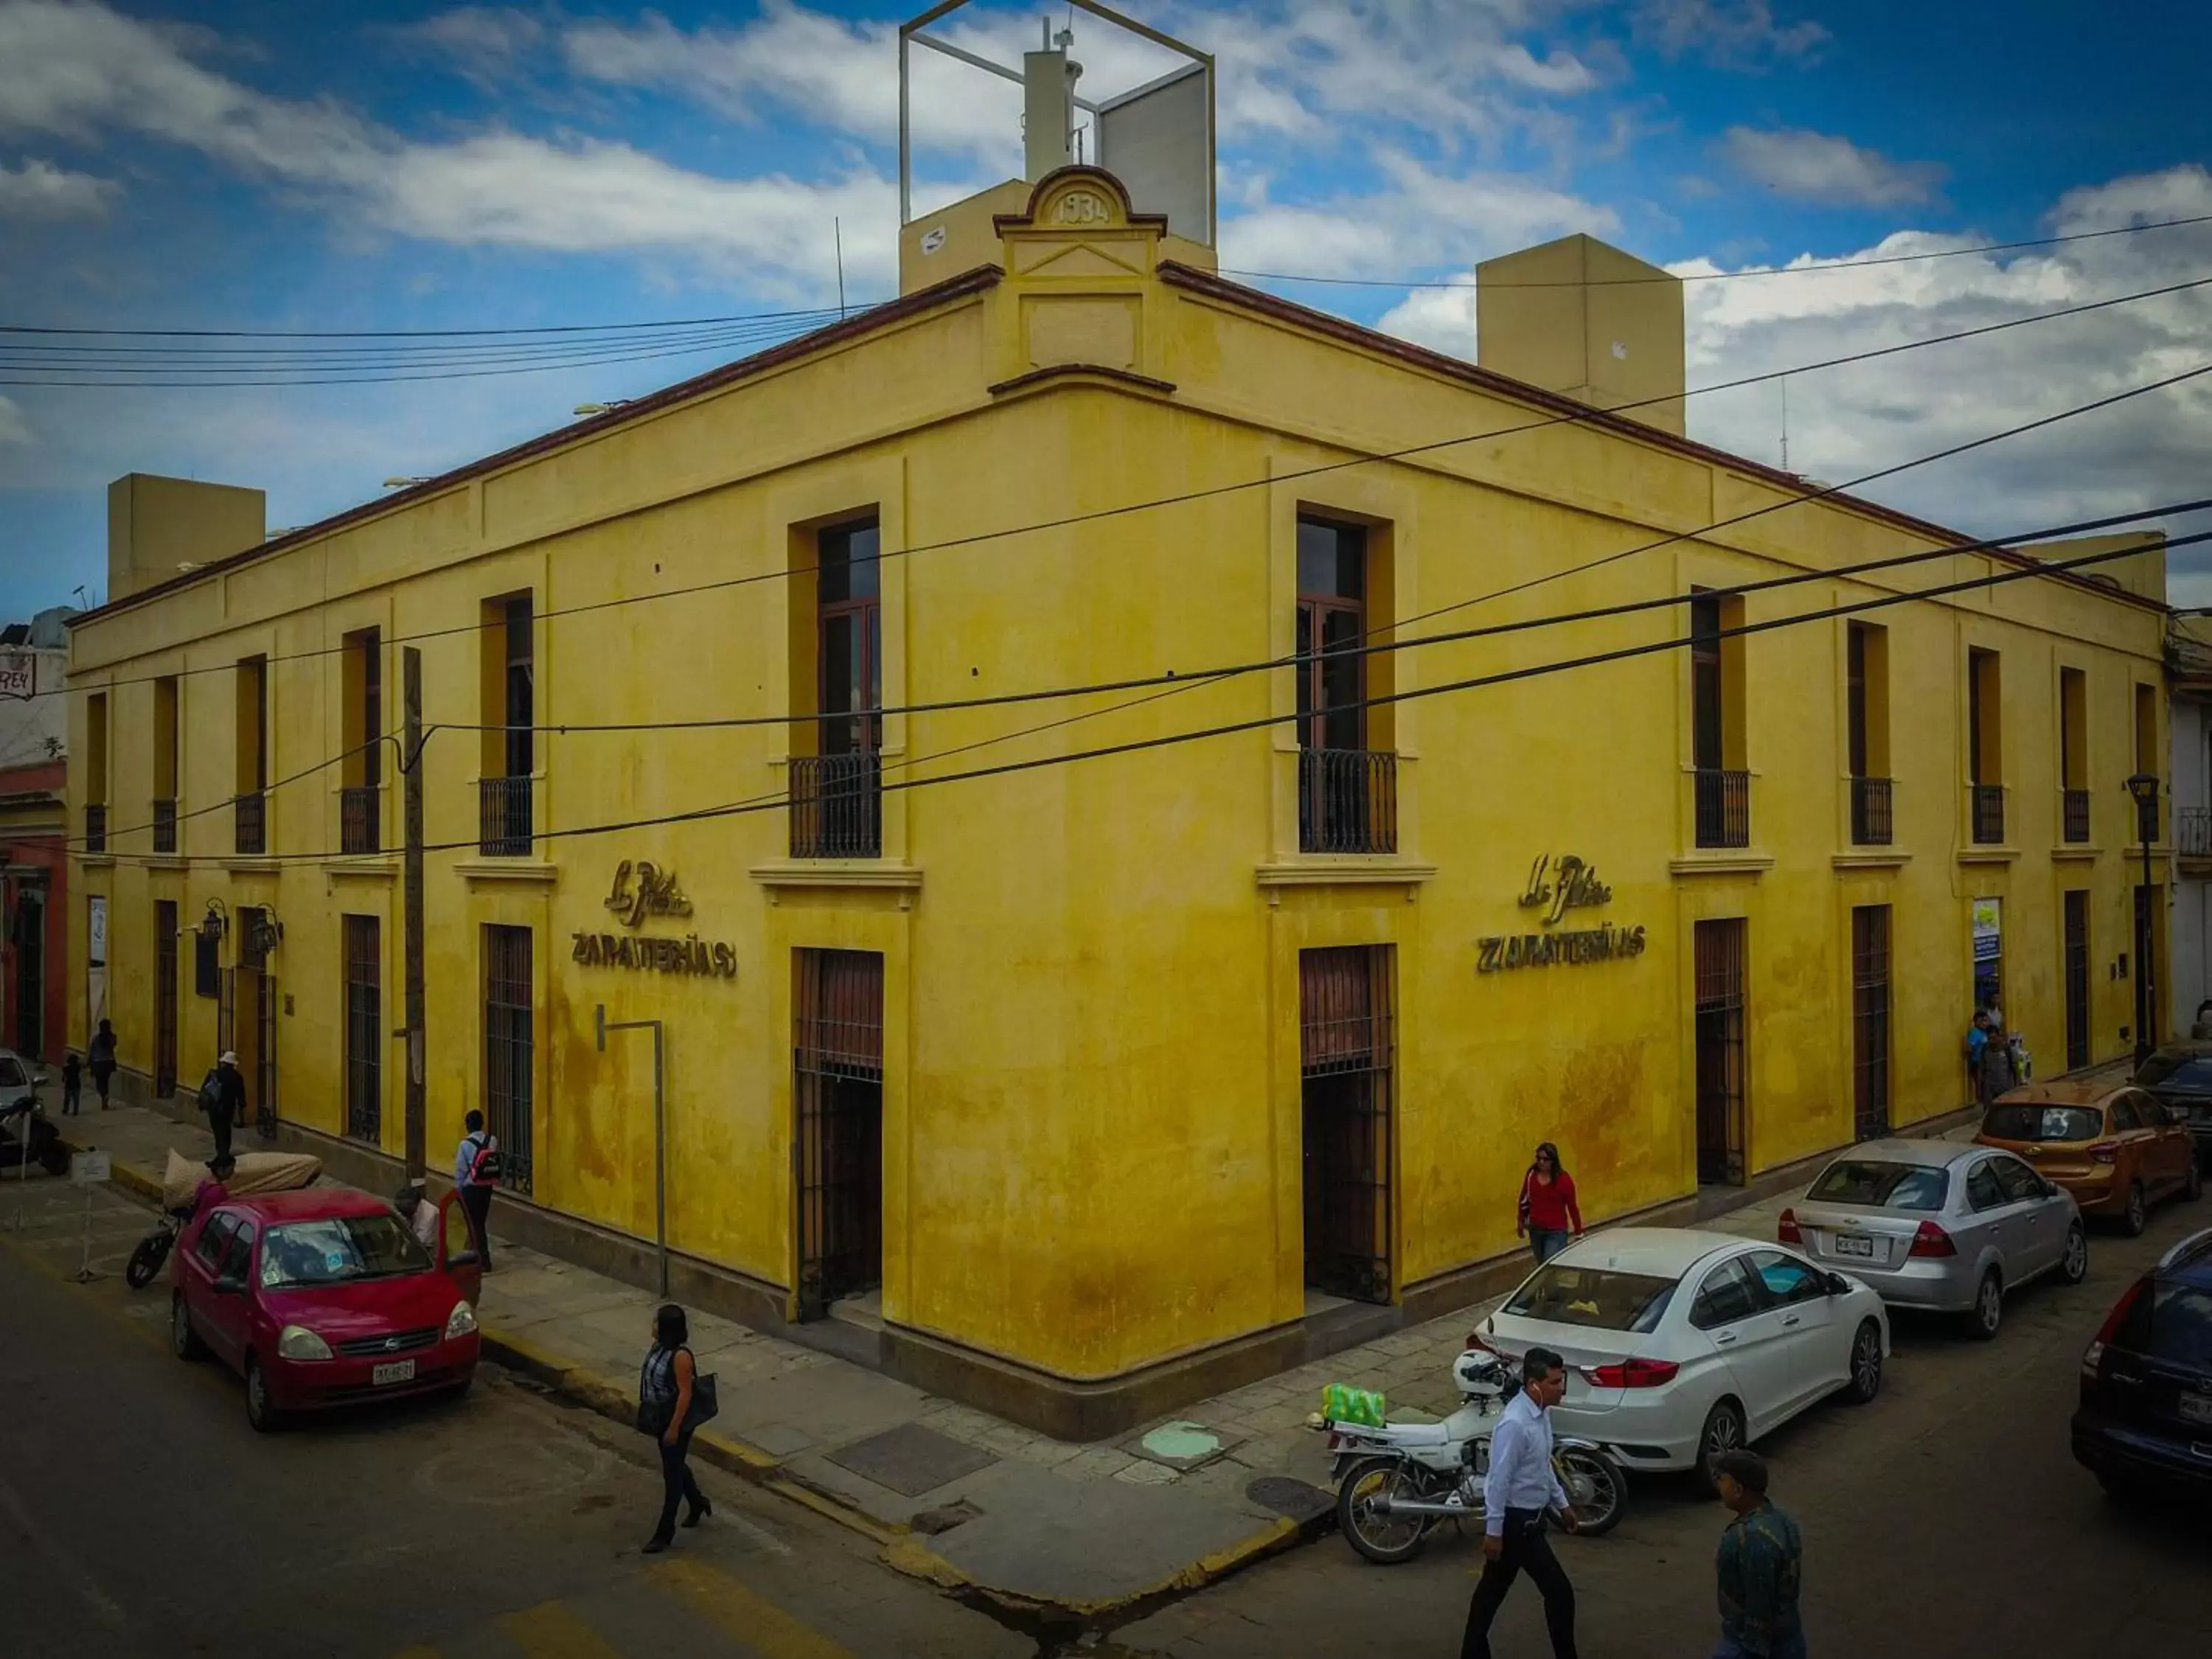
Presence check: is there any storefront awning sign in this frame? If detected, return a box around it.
[1479,852,1647,974]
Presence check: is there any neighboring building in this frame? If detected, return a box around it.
[63,151,2172,1428]
[1,607,75,1064]
[2168,619,2212,1037]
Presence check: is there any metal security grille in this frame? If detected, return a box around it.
[794,948,884,1318]
[483,925,534,1194]
[1694,919,1748,1186]
[10,891,41,1060]
[153,900,178,1098]
[344,914,380,1144]
[2064,891,2090,1071]
[1300,945,1394,1304]
[255,973,278,1138]
[1851,906,1891,1141]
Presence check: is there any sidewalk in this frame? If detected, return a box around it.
[46,1099,1994,1623]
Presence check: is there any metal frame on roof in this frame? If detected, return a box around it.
[897,0,1216,244]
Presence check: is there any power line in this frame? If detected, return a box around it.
[76,523,2211,867]
[0,305,872,341]
[1223,212,2212,291]
[433,497,2212,736]
[52,270,2212,703]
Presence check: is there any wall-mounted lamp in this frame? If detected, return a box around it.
[196,898,229,941]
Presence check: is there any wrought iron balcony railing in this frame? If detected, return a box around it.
[341,786,380,855]
[1971,783,2006,846]
[151,797,176,855]
[478,776,534,858]
[233,791,265,856]
[789,752,882,859]
[1849,776,1893,847]
[1298,748,1399,855]
[1694,768,1751,849]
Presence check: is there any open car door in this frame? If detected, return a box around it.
[437,1189,483,1307]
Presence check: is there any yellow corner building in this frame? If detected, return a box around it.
[64,102,2172,1435]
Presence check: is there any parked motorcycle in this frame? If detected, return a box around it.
[125,1148,323,1290]
[1318,1349,1627,1563]
[0,1088,69,1178]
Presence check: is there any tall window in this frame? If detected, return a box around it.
[791,521,883,858]
[1295,517,1394,853]
[2060,667,2089,844]
[342,630,383,854]
[234,655,268,855]
[1968,648,2003,844]
[344,915,380,1144]
[1851,906,1891,1141]
[1691,592,1747,848]
[479,597,534,856]
[504,599,534,779]
[1694,918,1748,1185]
[483,925,534,1194]
[1299,945,1395,1303]
[2064,890,2090,1070]
[84,691,108,851]
[1847,623,1891,845]
[153,676,179,853]
[153,901,178,1098]
[2134,682,2160,841]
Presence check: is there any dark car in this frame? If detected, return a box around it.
[2133,1043,2212,1171]
[2073,1228,2212,1495]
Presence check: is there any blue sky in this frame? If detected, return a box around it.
[4,0,2212,611]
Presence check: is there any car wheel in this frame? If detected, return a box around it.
[1693,1399,1746,1498]
[170,1294,204,1361]
[2060,1222,2089,1286]
[2122,1181,2149,1237]
[1967,1269,2003,1341]
[245,1357,282,1434]
[1843,1321,1883,1405]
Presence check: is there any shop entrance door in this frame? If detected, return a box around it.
[12,891,42,1060]
[1695,919,1748,1186]
[793,949,883,1321]
[1300,945,1394,1304]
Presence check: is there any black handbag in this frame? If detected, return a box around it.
[686,1371,720,1429]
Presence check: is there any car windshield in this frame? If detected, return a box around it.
[2118,1282,2212,1366]
[2135,1051,2212,1090]
[0,1057,27,1090]
[260,1215,430,1288]
[1981,1104,2104,1143]
[1503,1265,1677,1333]
[1808,1160,1950,1211]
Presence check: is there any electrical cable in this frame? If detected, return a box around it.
[1223,212,2212,290]
[66,516,2212,864]
[45,268,2212,703]
[0,305,871,341]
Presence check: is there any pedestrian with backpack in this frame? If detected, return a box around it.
[199,1051,245,1162]
[455,1109,501,1271]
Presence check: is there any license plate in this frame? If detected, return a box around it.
[2180,1394,2212,1427]
[1833,1234,1876,1259]
[372,1359,417,1386]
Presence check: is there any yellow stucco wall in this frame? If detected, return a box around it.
[66,169,2168,1384]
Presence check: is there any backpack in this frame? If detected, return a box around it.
[198,1068,223,1114]
[465,1132,503,1186]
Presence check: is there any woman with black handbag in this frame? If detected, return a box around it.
[638,1303,713,1553]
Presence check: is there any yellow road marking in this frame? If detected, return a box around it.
[496,1601,626,1658]
[653,1556,855,1658]
[387,1649,442,1659]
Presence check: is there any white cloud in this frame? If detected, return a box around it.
[1634,0,1828,66]
[0,156,115,218]
[1718,126,1946,209]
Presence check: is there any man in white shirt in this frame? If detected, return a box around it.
[394,1183,440,1253]
[1462,1346,1581,1659]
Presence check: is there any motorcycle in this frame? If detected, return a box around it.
[0,1088,69,1178]
[1318,1349,1627,1564]
[125,1148,323,1290]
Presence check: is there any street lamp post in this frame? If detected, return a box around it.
[2125,771,2160,1068]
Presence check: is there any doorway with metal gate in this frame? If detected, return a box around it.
[793,948,883,1321]
[11,889,43,1060]
[1694,919,1748,1186]
[1300,945,1395,1305]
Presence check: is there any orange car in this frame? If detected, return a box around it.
[1975,1082,2202,1236]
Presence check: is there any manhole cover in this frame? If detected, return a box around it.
[1245,1476,1334,1523]
[827,1423,998,1496]
[1124,1419,1242,1472]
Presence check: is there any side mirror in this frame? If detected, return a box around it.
[1826,1273,1852,1296]
[31,1074,47,1088]
[447,1249,480,1270]
[212,1273,246,1296]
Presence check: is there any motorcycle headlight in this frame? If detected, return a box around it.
[444,1300,478,1340]
[276,1324,333,1361]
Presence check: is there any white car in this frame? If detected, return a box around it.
[1475,1227,1889,1489]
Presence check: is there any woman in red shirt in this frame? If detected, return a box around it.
[1515,1141,1584,1263]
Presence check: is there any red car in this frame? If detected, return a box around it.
[170,1186,483,1431]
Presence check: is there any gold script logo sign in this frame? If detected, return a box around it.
[604,860,692,930]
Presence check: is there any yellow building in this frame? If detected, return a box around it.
[65,167,2170,1436]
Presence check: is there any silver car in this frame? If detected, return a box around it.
[1778,1138,2087,1340]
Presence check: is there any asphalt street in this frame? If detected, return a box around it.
[1105,1191,2212,1658]
[0,1174,1031,1659]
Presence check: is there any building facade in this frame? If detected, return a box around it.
[2,609,75,1064]
[66,170,2170,1433]
[2167,621,2212,1038]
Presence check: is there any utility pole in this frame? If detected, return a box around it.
[403,647,427,1182]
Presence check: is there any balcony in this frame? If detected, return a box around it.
[233,791,265,857]
[341,786,380,855]
[1694,768,1751,849]
[479,776,534,858]
[1298,748,1398,855]
[2180,807,2212,860]
[151,798,177,855]
[84,803,107,853]
[789,753,882,859]
[1970,783,2006,846]
[2062,787,2091,845]
[1849,776,1893,846]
